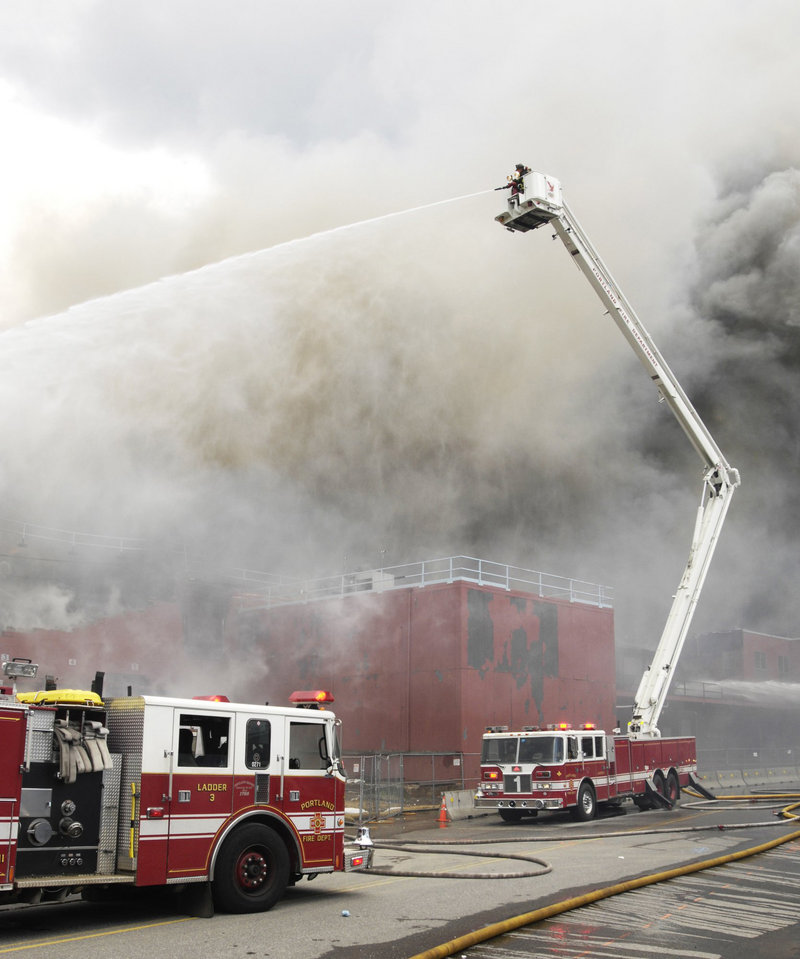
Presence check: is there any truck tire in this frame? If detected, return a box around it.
[499,809,524,823]
[665,769,681,805]
[213,824,290,913]
[499,809,538,823]
[653,770,667,798]
[571,781,597,821]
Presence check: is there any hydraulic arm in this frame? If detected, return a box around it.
[496,171,740,738]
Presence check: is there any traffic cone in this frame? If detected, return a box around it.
[438,794,449,828]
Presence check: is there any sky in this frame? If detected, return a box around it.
[0,1,799,650]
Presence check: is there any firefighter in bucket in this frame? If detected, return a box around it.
[497,163,531,205]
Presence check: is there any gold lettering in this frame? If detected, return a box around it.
[300,799,334,811]
[198,783,228,792]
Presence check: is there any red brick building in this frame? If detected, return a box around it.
[1,557,616,786]
[227,571,616,782]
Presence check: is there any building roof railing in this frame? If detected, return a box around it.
[0,520,613,613]
[234,555,613,612]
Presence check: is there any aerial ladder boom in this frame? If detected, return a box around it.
[496,171,740,738]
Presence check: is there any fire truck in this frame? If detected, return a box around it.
[477,723,698,822]
[0,662,372,912]
[475,170,740,822]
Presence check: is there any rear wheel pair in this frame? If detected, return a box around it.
[654,769,681,805]
[635,769,680,811]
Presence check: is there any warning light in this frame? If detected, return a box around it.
[556,722,572,731]
[485,771,500,780]
[289,690,335,709]
[192,695,231,702]
[512,765,522,773]
[581,722,596,730]
[351,855,365,868]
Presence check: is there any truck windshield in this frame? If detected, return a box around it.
[481,738,519,764]
[518,735,563,764]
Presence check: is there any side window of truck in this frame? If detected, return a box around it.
[177,713,231,768]
[245,719,271,769]
[289,721,329,770]
[580,736,595,759]
[594,735,605,758]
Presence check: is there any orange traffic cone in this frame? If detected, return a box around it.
[438,795,449,828]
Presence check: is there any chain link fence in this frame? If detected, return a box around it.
[344,751,464,822]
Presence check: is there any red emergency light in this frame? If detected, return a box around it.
[581,722,596,730]
[289,690,335,709]
[193,695,230,702]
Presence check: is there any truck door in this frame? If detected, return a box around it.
[168,708,234,879]
[0,707,26,884]
[612,737,634,795]
[282,718,343,871]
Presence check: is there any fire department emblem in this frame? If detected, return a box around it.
[311,812,325,834]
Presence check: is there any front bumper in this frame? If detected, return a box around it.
[474,795,563,811]
[344,844,374,871]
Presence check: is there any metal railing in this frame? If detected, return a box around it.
[1,521,613,613]
[1,519,146,553]
[236,555,613,612]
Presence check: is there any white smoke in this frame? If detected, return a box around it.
[1,2,800,649]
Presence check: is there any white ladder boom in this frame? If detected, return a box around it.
[496,172,740,738]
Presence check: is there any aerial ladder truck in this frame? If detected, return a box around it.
[475,170,740,821]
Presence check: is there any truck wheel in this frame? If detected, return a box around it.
[213,824,290,913]
[499,809,524,823]
[665,770,681,805]
[571,782,597,821]
[653,770,667,798]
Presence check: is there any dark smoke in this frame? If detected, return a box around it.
[671,167,800,635]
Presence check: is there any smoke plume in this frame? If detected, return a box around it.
[1,166,799,647]
[1,3,800,651]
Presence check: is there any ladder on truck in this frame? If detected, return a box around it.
[496,172,740,738]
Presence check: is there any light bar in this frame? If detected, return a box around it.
[289,690,335,707]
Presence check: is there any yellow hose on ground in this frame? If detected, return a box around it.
[408,817,800,959]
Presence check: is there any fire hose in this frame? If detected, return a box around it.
[402,792,800,958]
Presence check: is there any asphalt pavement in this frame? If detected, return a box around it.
[1,790,798,959]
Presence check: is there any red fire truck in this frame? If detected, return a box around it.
[0,662,372,912]
[476,722,697,822]
[476,170,740,821]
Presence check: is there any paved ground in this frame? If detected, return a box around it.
[0,789,798,959]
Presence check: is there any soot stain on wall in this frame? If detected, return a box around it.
[493,597,559,723]
[467,589,494,677]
